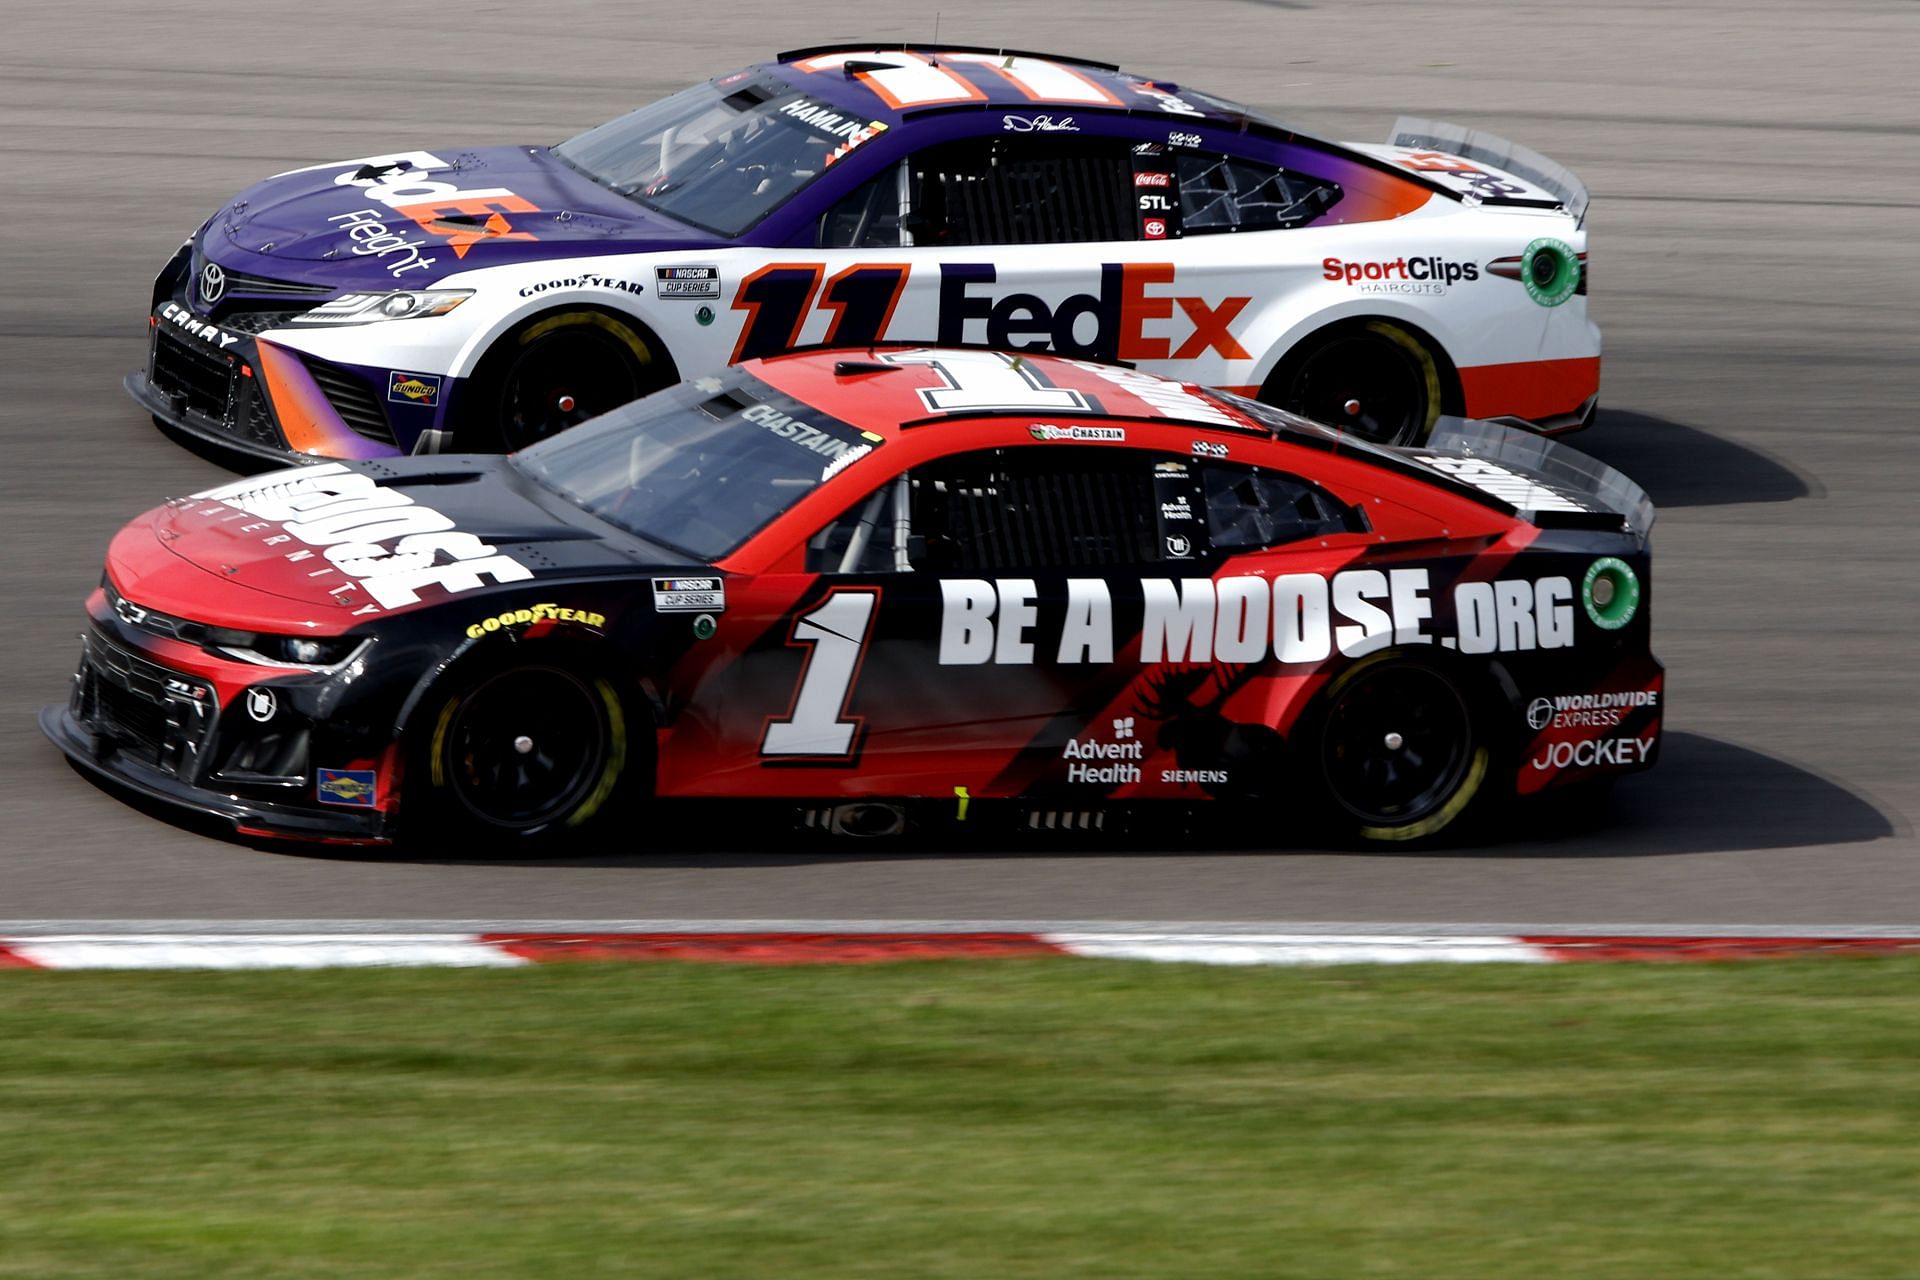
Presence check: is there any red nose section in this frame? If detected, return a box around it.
[107,505,371,635]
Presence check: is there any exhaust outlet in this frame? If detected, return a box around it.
[827,803,907,838]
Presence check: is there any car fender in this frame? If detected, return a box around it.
[389,591,674,749]
[1242,294,1470,399]
[431,251,752,380]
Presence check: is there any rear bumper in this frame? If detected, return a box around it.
[1512,655,1664,796]
[41,703,391,845]
[1459,355,1601,434]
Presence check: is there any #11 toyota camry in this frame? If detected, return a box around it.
[132,43,1597,467]
[51,348,1658,851]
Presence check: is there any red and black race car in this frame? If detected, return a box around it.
[43,347,1659,848]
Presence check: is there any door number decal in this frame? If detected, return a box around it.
[761,589,880,760]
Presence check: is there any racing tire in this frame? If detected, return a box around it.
[1310,654,1489,844]
[465,310,667,452]
[405,655,636,852]
[1264,320,1445,447]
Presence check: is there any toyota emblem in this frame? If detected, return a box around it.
[199,262,226,306]
[246,687,277,723]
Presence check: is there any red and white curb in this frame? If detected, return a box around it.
[3,927,1920,969]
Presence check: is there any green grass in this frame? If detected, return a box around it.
[2,957,1919,1278]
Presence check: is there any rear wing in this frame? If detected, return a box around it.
[1407,417,1654,540]
[1389,117,1590,225]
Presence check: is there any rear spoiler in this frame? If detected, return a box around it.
[1389,116,1590,226]
[1409,417,1654,539]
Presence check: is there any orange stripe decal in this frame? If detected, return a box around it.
[254,341,395,459]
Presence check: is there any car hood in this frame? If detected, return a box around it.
[200,145,721,288]
[108,457,660,634]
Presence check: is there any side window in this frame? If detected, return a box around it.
[807,449,1163,573]
[1174,152,1342,233]
[807,474,912,573]
[913,449,1160,569]
[1201,463,1359,550]
[905,136,1137,247]
[818,162,908,249]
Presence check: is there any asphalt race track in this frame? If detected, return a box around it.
[2,0,1915,926]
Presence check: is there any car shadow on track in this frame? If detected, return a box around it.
[1465,730,1898,858]
[1573,408,1821,508]
[247,730,1897,867]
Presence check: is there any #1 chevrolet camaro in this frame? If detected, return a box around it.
[131,42,1598,466]
[50,347,1658,849]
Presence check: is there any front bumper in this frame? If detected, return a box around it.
[127,365,297,468]
[131,248,409,464]
[41,623,393,846]
[41,704,390,844]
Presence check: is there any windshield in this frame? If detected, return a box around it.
[511,371,882,560]
[555,77,880,237]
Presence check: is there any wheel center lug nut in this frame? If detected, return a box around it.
[557,394,577,412]
[513,735,534,754]
[1343,399,1362,416]
[1383,732,1405,750]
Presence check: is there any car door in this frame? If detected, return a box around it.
[671,442,1190,801]
[757,444,1371,805]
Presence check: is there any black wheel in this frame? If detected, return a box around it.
[1266,320,1444,447]
[472,312,663,452]
[1315,657,1487,842]
[413,662,631,847]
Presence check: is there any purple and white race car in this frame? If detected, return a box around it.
[133,43,1599,463]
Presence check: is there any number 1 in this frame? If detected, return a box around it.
[761,590,880,760]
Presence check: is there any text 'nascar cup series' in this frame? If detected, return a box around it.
[45,346,1660,850]
[130,43,1600,468]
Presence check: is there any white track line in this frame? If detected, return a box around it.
[6,920,1920,936]
[7,934,524,970]
[1046,933,1551,965]
[4,925,1920,969]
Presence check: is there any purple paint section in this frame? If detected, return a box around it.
[202,145,722,290]
[193,54,1441,295]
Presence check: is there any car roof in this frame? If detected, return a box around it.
[757,44,1258,129]
[745,347,1274,440]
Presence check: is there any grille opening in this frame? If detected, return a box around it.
[245,381,280,445]
[150,328,236,422]
[219,269,331,297]
[94,678,167,764]
[302,356,396,446]
[215,723,312,786]
[82,633,215,775]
